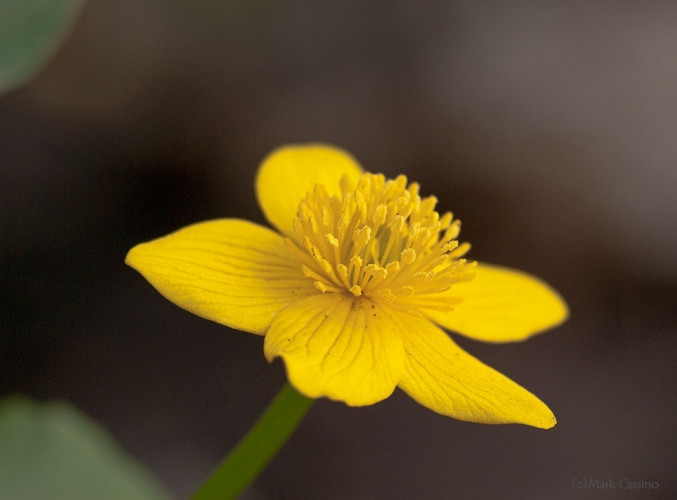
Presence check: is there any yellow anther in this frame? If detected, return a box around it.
[444,220,461,241]
[353,225,371,249]
[339,174,354,193]
[439,211,453,230]
[373,204,387,226]
[420,196,437,215]
[407,182,420,197]
[336,264,350,288]
[322,207,332,227]
[394,175,407,192]
[302,235,313,253]
[374,288,396,302]
[450,242,471,258]
[385,261,400,274]
[320,258,334,276]
[442,241,459,253]
[400,248,416,266]
[313,183,329,199]
[391,215,405,234]
[325,233,339,247]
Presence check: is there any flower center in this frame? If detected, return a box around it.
[285,173,476,311]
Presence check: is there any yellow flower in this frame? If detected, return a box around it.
[126,144,568,428]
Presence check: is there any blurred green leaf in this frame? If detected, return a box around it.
[0,396,172,500]
[0,0,84,95]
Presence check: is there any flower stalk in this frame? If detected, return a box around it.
[190,382,313,500]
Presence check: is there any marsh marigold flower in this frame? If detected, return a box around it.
[126,144,568,428]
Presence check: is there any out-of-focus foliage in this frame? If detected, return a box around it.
[0,396,171,500]
[0,0,84,95]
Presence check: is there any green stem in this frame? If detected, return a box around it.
[190,382,314,500]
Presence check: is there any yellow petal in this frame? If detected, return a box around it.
[393,312,556,428]
[255,144,364,239]
[125,219,317,335]
[422,263,568,343]
[264,294,405,406]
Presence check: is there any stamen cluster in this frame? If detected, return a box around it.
[285,173,476,311]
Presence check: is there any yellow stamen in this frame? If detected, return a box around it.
[287,172,476,308]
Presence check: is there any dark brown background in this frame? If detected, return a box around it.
[2,1,675,498]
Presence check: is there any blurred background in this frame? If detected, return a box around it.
[2,0,676,498]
